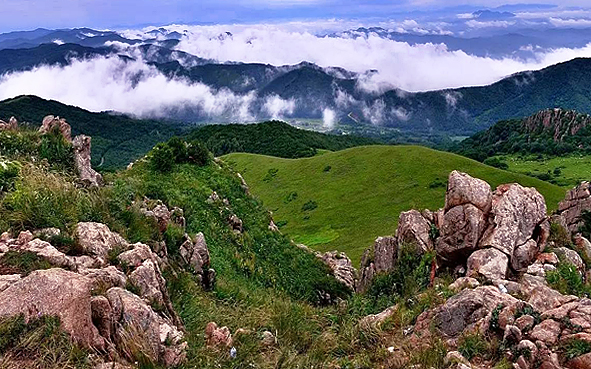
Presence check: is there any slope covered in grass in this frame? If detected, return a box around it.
[225,145,566,265]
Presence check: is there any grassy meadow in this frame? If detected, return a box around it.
[225,145,566,265]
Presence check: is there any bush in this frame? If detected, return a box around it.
[579,210,591,240]
[428,178,446,189]
[167,136,189,163]
[39,131,74,170]
[187,140,211,166]
[563,339,591,360]
[0,159,20,193]
[458,333,488,360]
[549,221,571,250]
[546,262,590,297]
[302,200,318,212]
[150,143,175,173]
[483,157,509,170]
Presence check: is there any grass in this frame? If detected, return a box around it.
[495,154,591,188]
[225,145,566,265]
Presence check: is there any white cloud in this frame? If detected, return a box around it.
[263,95,295,119]
[322,108,336,128]
[549,17,591,27]
[0,55,283,122]
[465,20,516,28]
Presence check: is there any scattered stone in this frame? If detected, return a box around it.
[261,330,275,346]
[228,214,243,233]
[515,315,535,331]
[503,325,522,343]
[574,235,591,261]
[75,222,127,263]
[568,352,591,369]
[538,253,559,265]
[449,277,480,293]
[317,250,356,291]
[555,247,585,271]
[0,116,17,130]
[356,236,397,293]
[205,322,233,348]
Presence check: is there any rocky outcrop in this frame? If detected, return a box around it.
[445,170,493,213]
[0,269,106,349]
[0,221,191,367]
[357,236,397,293]
[205,322,233,348]
[139,198,186,233]
[73,135,104,187]
[318,251,356,291]
[557,182,591,234]
[39,115,72,141]
[0,116,18,131]
[179,232,215,289]
[479,183,547,256]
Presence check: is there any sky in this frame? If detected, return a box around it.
[0,0,589,32]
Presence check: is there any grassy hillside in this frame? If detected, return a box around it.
[225,145,566,265]
[187,120,377,158]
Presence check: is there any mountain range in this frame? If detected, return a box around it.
[2,28,591,135]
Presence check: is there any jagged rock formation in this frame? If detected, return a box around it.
[0,216,214,367]
[318,251,356,291]
[73,135,104,187]
[0,116,17,131]
[39,115,72,141]
[557,181,591,235]
[356,172,591,368]
[524,108,591,143]
[357,171,551,292]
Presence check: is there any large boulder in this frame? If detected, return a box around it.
[431,286,520,337]
[396,210,433,253]
[39,115,72,141]
[467,248,509,280]
[75,222,127,264]
[436,203,487,261]
[558,182,591,234]
[73,135,104,187]
[479,183,547,257]
[0,268,105,349]
[445,170,493,213]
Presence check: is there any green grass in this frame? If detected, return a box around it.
[496,154,591,188]
[224,145,566,265]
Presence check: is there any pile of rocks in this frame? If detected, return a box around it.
[0,220,206,367]
[358,171,552,291]
[356,170,591,368]
[0,116,18,131]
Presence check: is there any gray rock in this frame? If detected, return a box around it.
[396,210,433,253]
[574,235,591,261]
[39,115,71,141]
[479,183,547,256]
[445,170,493,213]
[75,222,128,263]
[555,247,585,271]
[467,248,509,280]
[436,203,487,261]
[318,250,356,291]
[558,182,591,234]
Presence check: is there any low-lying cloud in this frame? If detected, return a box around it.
[0,56,293,121]
[155,23,591,92]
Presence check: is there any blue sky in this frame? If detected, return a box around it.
[0,0,585,32]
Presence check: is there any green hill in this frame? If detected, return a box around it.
[187,120,377,158]
[225,145,566,265]
[0,95,180,170]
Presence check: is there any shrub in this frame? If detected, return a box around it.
[302,200,318,212]
[323,165,332,172]
[546,262,590,297]
[284,191,298,203]
[563,339,591,360]
[39,131,74,170]
[263,168,279,182]
[549,221,571,250]
[150,143,175,173]
[428,178,446,189]
[483,157,509,170]
[167,136,189,163]
[458,333,488,360]
[187,140,211,166]
[0,159,20,193]
[0,251,52,276]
